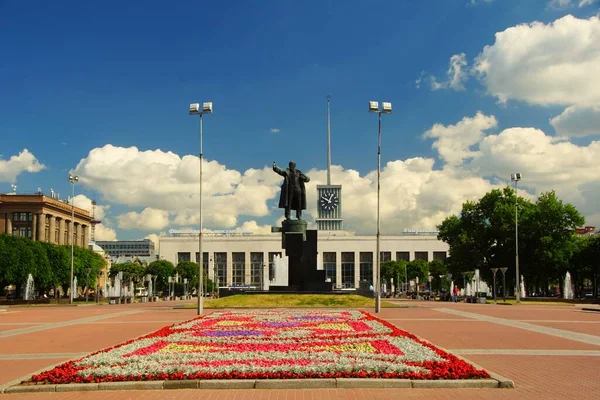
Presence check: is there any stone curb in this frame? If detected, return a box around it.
[3,377,512,393]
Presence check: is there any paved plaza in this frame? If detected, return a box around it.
[0,300,598,399]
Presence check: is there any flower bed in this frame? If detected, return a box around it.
[30,310,488,384]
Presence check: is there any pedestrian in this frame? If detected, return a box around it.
[453,285,459,303]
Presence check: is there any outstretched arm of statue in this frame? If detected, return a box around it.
[273,161,285,176]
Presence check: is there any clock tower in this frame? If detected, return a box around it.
[316,96,343,231]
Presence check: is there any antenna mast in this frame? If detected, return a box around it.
[327,95,331,185]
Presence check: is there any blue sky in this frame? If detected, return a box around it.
[2,0,600,243]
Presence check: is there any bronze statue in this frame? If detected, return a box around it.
[273,161,310,220]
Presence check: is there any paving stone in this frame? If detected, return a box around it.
[412,379,499,388]
[55,383,99,392]
[255,379,336,389]
[198,379,255,389]
[163,380,198,389]
[4,384,56,393]
[336,378,411,388]
[98,381,164,390]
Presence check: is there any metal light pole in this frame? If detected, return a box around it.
[190,102,213,315]
[500,267,508,302]
[369,101,392,313]
[68,174,79,304]
[491,267,498,303]
[511,173,522,304]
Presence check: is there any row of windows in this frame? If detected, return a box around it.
[176,251,446,287]
[12,212,33,222]
[103,244,152,250]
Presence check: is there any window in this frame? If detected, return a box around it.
[268,252,281,281]
[214,252,227,287]
[19,227,26,237]
[232,252,245,286]
[433,251,447,260]
[323,252,336,285]
[380,252,391,262]
[28,213,32,221]
[177,252,191,262]
[250,252,264,287]
[19,212,27,221]
[396,251,410,261]
[13,213,18,221]
[415,252,428,261]
[341,252,355,288]
[27,227,32,238]
[360,252,373,284]
[195,252,209,280]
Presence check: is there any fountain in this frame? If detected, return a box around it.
[73,276,78,299]
[269,255,289,287]
[23,274,35,300]
[563,271,574,299]
[520,275,526,298]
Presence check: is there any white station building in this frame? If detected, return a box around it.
[159,229,448,290]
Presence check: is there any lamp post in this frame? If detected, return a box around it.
[68,174,79,304]
[500,267,508,302]
[368,101,392,313]
[151,275,157,301]
[510,173,522,304]
[190,101,213,315]
[491,267,498,303]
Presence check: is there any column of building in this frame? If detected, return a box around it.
[58,218,65,244]
[48,215,56,244]
[83,225,89,247]
[36,213,45,241]
[5,212,12,235]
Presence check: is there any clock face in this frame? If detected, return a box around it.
[320,191,339,211]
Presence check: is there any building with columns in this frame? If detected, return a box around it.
[0,194,92,247]
[159,230,449,290]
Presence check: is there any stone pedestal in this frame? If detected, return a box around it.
[271,219,329,292]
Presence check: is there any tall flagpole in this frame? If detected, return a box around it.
[327,95,331,186]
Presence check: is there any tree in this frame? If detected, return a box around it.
[146,259,175,293]
[0,235,35,298]
[407,260,429,285]
[42,244,70,296]
[380,260,406,292]
[176,261,199,290]
[30,241,52,294]
[428,259,448,292]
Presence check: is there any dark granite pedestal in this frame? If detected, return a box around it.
[270,220,331,292]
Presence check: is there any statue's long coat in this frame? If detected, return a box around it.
[273,165,309,210]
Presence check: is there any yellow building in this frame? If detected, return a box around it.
[0,194,92,248]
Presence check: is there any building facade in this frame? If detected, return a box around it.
[0,194,92,248]
[159,231,448,289]
[96,239,155,259]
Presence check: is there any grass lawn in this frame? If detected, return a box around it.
[183,294,398,308]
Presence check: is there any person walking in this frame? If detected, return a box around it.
[453,285,459,303]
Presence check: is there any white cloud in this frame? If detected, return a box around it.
[550,106,600,137]
[548,0,597,8]
[270,128,280,133]
[473,15,600,107]
[71,194,117,241]
[470,0,494,4]
[0,149,45,183]
[117,207,170,231]
[423,111,497,165]
[420,53,469,91]
[144,233,161,253]
[95,224,118,241]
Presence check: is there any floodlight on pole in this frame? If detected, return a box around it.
[368,100,392,314]
[510,172,522,304]
[190,101,213,316]
[68,174,79,304]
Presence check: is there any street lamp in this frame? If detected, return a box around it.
[68,174,79,304]
[491,267,498,303]
[190,101,213,315]
[369,100,392,313]
[511,172,522,304]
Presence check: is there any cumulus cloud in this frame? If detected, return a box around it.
[270,128,280,133]
[117,207,170,231]
[548,0,596,8]
[0,149,45,183]
[144,233,161,253]
[417,53,468,91]
[71,194,117,241]
[473,15,600,107]
[423,112,497,165]
[550,106,600,137]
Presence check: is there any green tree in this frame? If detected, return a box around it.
[0,235,35,298]
[428,259,448,292]
[407,260,429,285]
[146,259,175,293]
[30,241,52,294]
[380,260,406,292]
[176,261,199,290]
[42,244,70,296]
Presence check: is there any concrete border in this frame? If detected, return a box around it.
[3,376,513,393]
